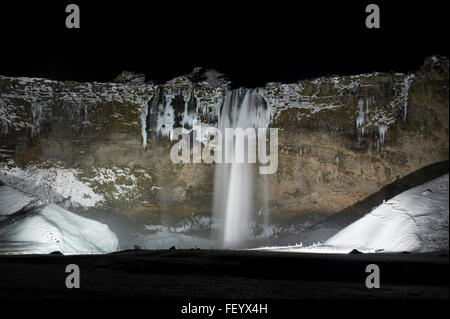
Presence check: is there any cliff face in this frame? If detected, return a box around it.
[0,57,448,230]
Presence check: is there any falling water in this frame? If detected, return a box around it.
[213,88,272,248]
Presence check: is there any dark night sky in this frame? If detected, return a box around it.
[0,0,448,87]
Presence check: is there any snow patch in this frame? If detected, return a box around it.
[0,160,103,208]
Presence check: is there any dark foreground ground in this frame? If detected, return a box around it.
[0,249,448,300]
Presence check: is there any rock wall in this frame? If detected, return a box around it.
[0,57,448,229]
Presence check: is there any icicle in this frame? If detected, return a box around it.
[402,74,415,123]
[31,101,44,138]
[378,124,388,144]
[140,99,150,149]
[355,98,365,132]
[0,98,8,134]
[157,93,175,139]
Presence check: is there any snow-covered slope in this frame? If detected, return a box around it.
[0,185,39,218]
[0,186,119,255]
[325,174,449,252]
[256,174,449,253]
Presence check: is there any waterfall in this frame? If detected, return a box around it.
[212,88,272,248]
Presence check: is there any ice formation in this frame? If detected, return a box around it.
[402,74,415,122]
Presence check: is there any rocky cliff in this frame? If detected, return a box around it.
[0,57,448,234]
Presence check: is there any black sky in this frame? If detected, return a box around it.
[0,0,448,87]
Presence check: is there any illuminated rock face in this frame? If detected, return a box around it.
[0,185,119,254]
[0,57,448,235]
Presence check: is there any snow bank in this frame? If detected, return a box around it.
[325,174,448,253]
[0,187,118,255]
[255,174,449,253]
